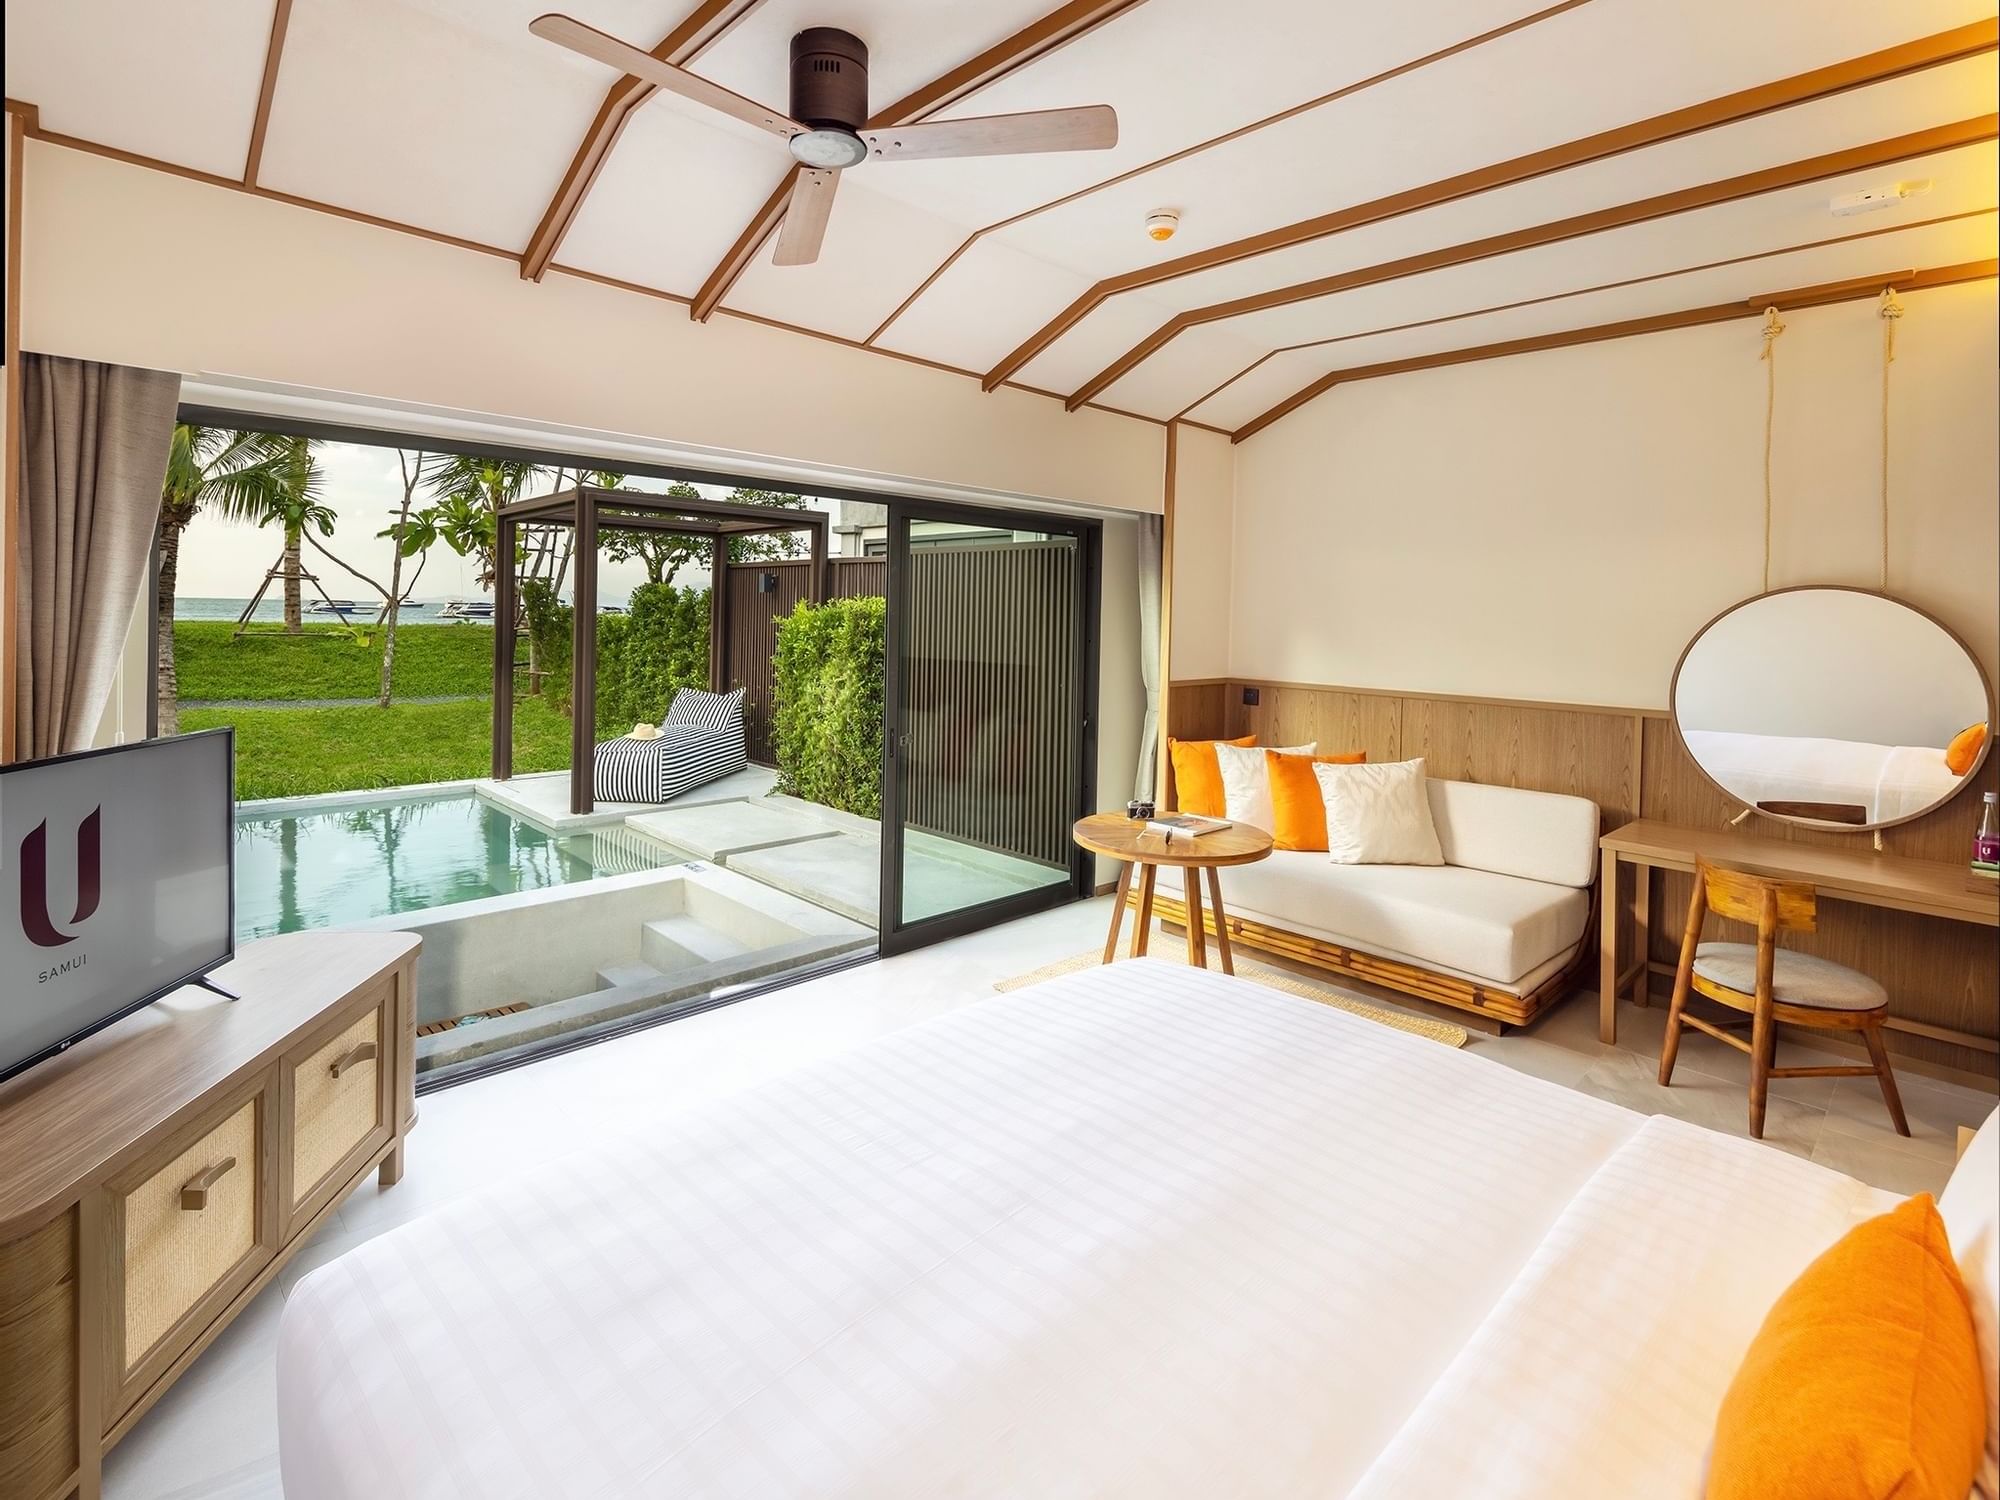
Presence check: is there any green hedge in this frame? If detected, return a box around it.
[771,595,884,818]
[522,580,709,732]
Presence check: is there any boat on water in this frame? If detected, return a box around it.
[305,599,360,614]
[436,598,497,621]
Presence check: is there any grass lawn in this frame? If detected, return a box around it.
[183,696,573,800]
[174,620,495,701]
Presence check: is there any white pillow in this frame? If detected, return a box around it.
[1940,1107,2000,1500]
[1214,741,1315,834]
[1315,757,1445,865]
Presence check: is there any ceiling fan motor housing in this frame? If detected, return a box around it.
[790,28,869,130]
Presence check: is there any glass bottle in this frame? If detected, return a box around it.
[1976,791,2000,872]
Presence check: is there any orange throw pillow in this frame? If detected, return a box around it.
[1946,722,1988,776]
[1266,749,1367,851]
[1168,735,1256,817]
[1707,1194,1985,1500]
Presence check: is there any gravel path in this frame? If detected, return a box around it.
[179,694,484,710]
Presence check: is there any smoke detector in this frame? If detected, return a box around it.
[1145,209,1180,242]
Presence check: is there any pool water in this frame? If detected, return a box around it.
[234,793,682,940]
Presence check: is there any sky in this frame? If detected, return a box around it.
[173,437,826,604]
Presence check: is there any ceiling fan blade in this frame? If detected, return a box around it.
[861,106,1117,162]
[773,169,840,267]
[530,14,802,140]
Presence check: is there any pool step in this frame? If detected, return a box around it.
[594,960,666,991]
[641,915,749,971]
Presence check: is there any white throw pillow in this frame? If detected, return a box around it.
[1940,1107,2000,1499]
[1214,741,1315,834]
[1315,757,1445,866]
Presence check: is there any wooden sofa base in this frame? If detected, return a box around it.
[1136,891,1588,1029]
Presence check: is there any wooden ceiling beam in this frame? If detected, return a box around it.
[864,0,1589,347]
[982,18,2000,393]
[687,0,1150,323]
[520,0,765,284]
[1066,114,1997,409]
[1230,258,1997,443]
[1172,206,1995,422]
[243,0,293,187]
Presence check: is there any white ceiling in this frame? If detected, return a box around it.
[7,0,1996,436]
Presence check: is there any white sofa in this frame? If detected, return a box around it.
[1195,778,1601,1027]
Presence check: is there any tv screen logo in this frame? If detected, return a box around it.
[20,808,101,948]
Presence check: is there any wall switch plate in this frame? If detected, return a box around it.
[1242,687,1261,706]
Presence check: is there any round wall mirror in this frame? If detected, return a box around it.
[1671,587,1993,831]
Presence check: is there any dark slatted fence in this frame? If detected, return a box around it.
[721,545,1077,868]
[902,540,1079,869]
[724,558,883,763]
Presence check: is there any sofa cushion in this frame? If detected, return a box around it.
[1425,778,1599,889]
[1216,851,1590,985]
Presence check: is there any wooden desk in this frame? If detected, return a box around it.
[1598,819,1999,1048]
[1073,814,1273,973]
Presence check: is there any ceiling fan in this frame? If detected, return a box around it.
[531,14,1119,267]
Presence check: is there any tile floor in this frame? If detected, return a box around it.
[104,896,1997,1499]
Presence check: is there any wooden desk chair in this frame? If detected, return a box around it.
[1658,860,1909,1141]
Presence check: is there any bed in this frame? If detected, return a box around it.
[592,686,748,805]
[1679,727,1962,824]
[276,960,1936,1499]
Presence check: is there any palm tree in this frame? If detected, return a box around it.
[264,436,327,632]
[157,426,294,735]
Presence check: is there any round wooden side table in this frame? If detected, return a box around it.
[1072,813,1274,973]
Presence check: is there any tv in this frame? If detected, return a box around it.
[1,729,235,1083]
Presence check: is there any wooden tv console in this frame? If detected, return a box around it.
[0,931,419,1500]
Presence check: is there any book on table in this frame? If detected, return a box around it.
[1145,813,1232,839]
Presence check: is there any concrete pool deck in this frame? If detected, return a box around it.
[479,769,1066,929]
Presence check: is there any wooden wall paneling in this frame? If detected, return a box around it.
[1396,696,1637,826]
[1227,683,1401,761]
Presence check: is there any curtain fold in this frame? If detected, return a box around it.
[13,353,179,760]
[1135,513,1163,800]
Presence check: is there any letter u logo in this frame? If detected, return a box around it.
[21,808,101,948]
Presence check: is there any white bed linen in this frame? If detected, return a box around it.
[279,960,1638,1500]
[1348,1115,1893,1500]
[1681,728,1959,822]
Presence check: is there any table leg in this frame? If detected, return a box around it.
[1205,865,1234,975]
[1184,866,1208,968]
[1598,846,1621,1044]
[1101,861,1134,964]
[1132,864,1157,958]
[1631,863,1651,1007]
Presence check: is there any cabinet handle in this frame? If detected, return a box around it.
[329,1041,378,1079]
[179,1157,237,1211]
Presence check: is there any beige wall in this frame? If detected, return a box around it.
[18,141,1166,519]
[1228,279,2000,710]
[1166,422,1235,683]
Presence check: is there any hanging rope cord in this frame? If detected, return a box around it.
[1877,287,1904,591]
[1758,306,1785,592]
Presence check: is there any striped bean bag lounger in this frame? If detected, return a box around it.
[592,686,748,804]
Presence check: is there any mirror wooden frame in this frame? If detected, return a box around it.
[1668,585,1996,834]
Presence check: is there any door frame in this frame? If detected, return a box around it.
[878,498,1101,957]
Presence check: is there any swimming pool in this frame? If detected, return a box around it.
[234,790,683,940]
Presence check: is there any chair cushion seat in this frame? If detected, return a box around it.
[1692,943,1888,1010]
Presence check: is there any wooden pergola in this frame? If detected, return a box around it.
[490,484,829,814]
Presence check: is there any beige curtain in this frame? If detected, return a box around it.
[13,353,179,760]
[1135,513,1163,799]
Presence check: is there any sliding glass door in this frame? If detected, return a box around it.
[880,502,1098,953]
